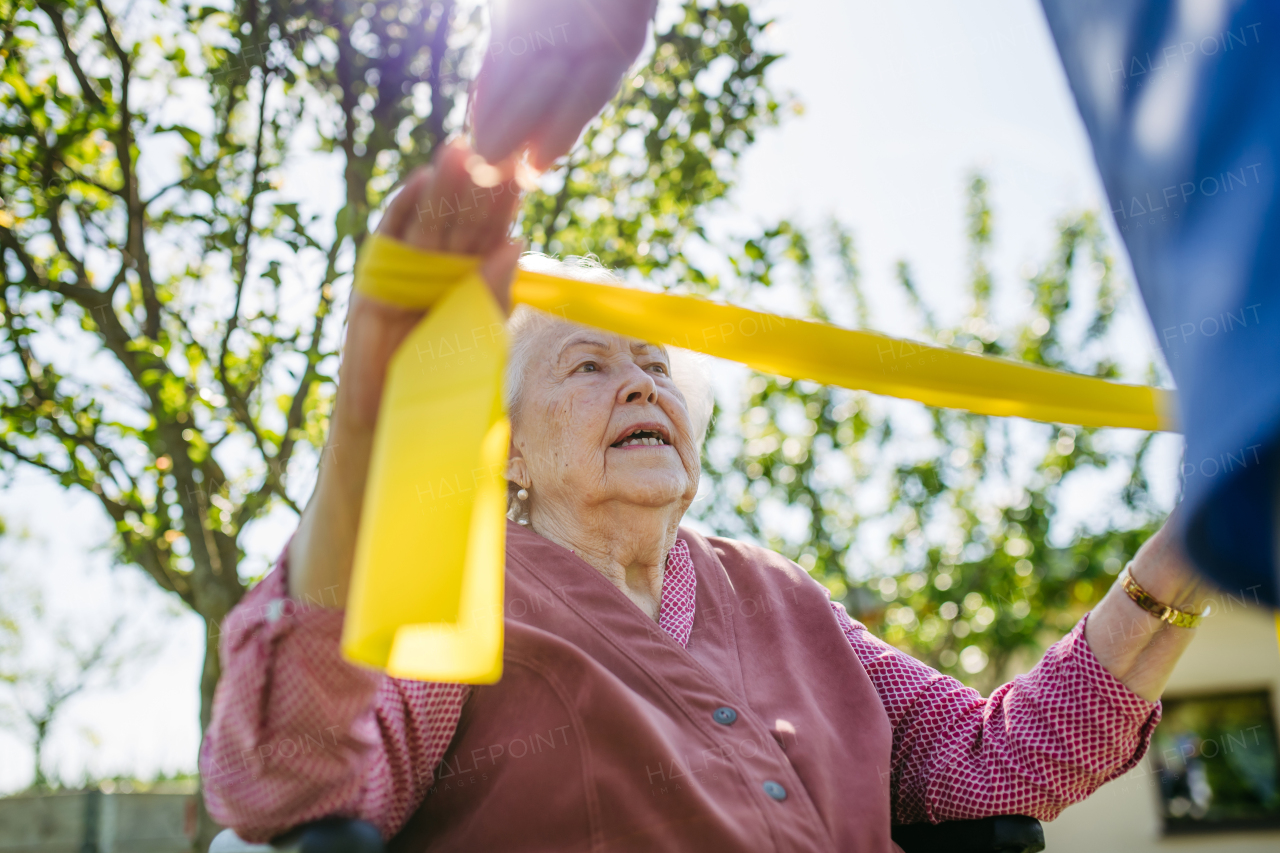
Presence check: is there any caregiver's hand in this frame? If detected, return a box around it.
[289,140,523,607]
[472,0,657,169]
[1084,511,1212,702]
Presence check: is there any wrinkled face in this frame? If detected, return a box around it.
[511,324,700,519]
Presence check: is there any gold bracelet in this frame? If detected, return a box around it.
[1118,562,1204,629]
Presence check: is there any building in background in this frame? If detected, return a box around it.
[1046,598,1280,851]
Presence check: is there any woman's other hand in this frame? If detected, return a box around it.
[290,140,523,606]
[1085,512,1213,702]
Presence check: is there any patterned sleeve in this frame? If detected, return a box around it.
[829,603,1161,824]
[199,546,469,842]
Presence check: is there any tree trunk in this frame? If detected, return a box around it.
[32,718,49,789]
[194,615,225,852]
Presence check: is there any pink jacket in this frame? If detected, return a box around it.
[202,524,1159,849]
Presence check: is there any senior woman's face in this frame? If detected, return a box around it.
[512,324,700,515]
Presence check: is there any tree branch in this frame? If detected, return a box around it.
[93,0,160,340]
[234,238,342,528]
[218,75,272,419]
[38,1,103,108]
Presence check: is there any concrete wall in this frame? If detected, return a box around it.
[1043,600,1280,852]
[0,790,193,853]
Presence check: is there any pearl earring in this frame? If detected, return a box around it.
[517,488,529,500]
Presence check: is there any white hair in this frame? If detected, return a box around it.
[505,253,714,447]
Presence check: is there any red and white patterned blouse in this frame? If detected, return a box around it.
[200,538,1160,843]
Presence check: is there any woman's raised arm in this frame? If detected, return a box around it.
[288,141,523,608]
[200,141,522,840]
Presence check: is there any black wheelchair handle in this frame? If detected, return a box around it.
[216,813,1043,852]
[892,814,1046,853]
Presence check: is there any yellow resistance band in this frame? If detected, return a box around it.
[342,233,1181,682]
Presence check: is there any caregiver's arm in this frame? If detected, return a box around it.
[472,0,657,168]
[288,141,523,607]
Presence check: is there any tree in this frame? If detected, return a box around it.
[1,0,783,845]
[0,613,140,789]
[691,176,1166,693]
[0,550,158,789]
[0,521,16,689]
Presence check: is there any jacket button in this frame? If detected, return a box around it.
[763,781,787,801]
[712,706,737,725]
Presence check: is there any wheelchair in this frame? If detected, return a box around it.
[211,813,1046,852]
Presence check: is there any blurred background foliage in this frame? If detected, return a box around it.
[0,0,1167,842]
[687,178,1164,693]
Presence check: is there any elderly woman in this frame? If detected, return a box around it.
[201,141,1209,852]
